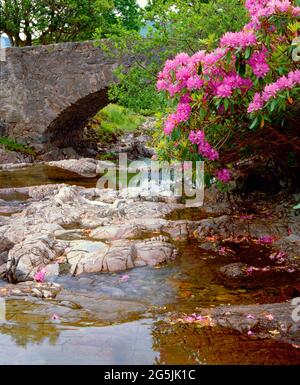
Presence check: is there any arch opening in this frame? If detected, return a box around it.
[44,88,110,153]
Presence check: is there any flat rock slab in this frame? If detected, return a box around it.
[198,302,300,345]
[67,238,177,275]
[46,159,115,178]
[0,281,61,299]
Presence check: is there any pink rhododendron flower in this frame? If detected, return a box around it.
[216,84,233,98]
[248,50,270,78]
[265,314,274,321]
[219,247,227,255]
[120,274,130,282]
[215,169,231,183]
[257,236,276,244]
[247,93,264,113]
[188,130,219,161]
[269,251,287,261]
[248,70,300,111]
[34,268,46,283]
[240,214,255,220]
[189,130,205,145]
[246,266,255,276]
[187,75,204,90]
[220,31,257,49]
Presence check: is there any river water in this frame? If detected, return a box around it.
[0,165,300,364]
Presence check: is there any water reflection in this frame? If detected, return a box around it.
[0,164,99,189]
[0,316,158,365]
[151,322,300,365]
[0,299,60,347]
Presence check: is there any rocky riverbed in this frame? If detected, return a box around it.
[0,157,300,364]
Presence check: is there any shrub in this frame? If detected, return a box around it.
[156,0,300,187]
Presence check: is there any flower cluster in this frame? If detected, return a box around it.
[216,73,253,98]
[245,0,300,29]
[248,70,300,112]
[220,31,257,49]
[215,168,232,183]
[164,102,192,135]
[247,49,270,78]
[189,130,219,161]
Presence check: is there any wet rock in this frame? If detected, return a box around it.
[6,234,66,282]
[274,235,300,260]
[90,224,139,241]
[46,158,98,178]
[0,146,33,164]
[0,186,29,200]
[195,215,299,242]
[0,162,32,171]
[54,228,86,241]
[196,215,232,239]
[134,239,176,267]
[65,240,108,275]
[163,221,200,241]
[0,200,26,216]
[0,281,61,299]
[37,147,80,162]
[28,184,68,200]
[69,238,176,275]
[45,263,60,281]
[199,302,300,345]
[0,236,14,254]
[0,222,63,245]
[219,263,248,279]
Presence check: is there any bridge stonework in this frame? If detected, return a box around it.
[0,41,130,150]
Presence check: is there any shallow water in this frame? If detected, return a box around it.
[0,165,299,364]
[1,242,299,364]
[0,164,100,189]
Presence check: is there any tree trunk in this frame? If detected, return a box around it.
[24,19,32,46]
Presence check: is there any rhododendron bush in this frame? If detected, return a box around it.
[156,0,300,186]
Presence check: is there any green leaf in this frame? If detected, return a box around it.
[249,117,259,130]
[224,99,230,111]
[270,99,277,112]
[244,47,251,60]
[293,203,300,210]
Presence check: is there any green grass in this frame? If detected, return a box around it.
[87,104,145,143]
[0,136,36,156]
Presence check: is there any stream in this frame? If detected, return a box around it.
[0,165,300,365]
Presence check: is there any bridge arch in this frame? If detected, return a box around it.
[0,41,131,151]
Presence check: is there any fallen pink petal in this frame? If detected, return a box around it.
[33,269,46,283]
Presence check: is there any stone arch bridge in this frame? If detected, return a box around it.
[0,41,132,151]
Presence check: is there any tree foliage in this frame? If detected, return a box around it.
[0,0,141,46]
[104,0,248,113]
